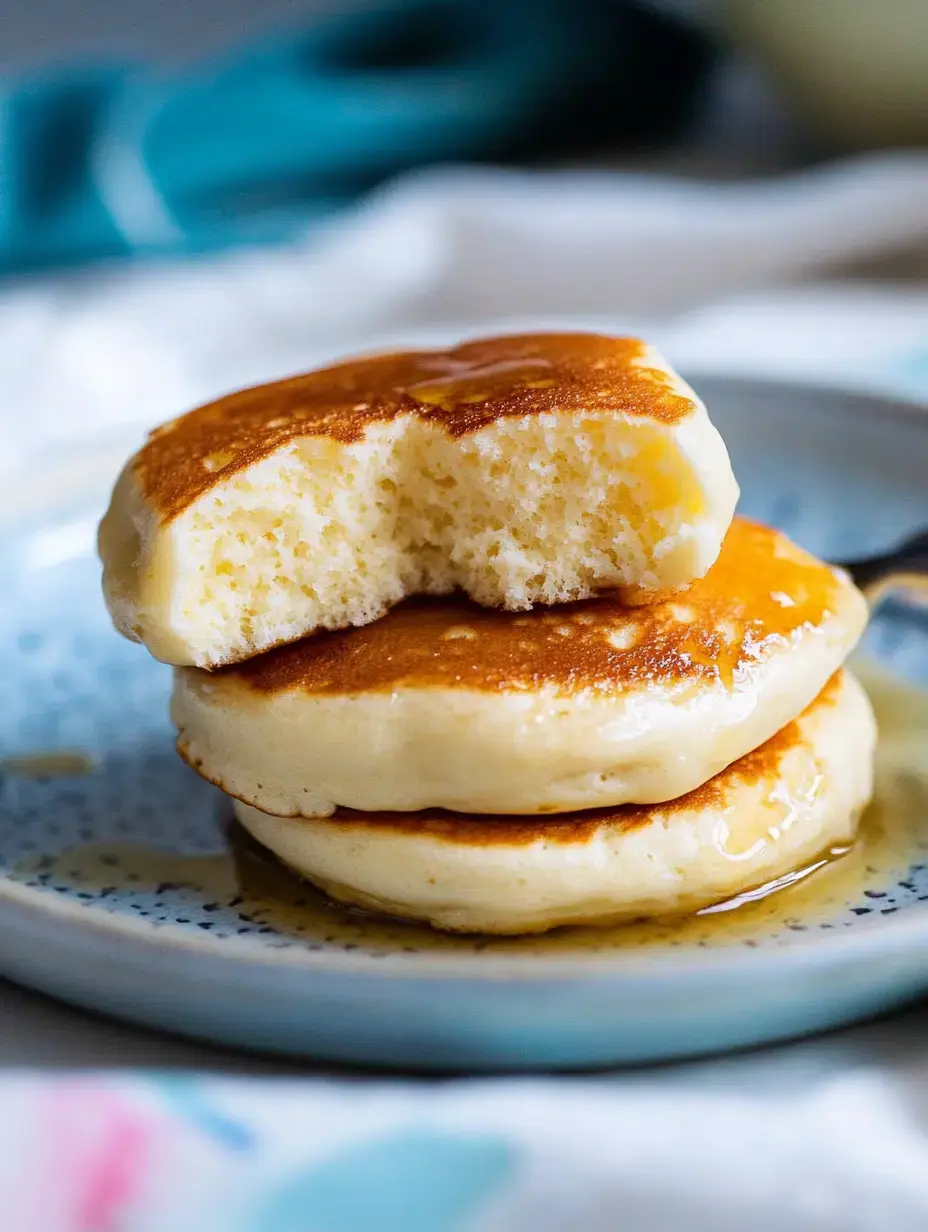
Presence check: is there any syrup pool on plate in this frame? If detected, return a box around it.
[11,659,928,957]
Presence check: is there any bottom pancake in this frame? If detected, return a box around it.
[233,670,875,935]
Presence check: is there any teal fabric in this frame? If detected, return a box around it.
[0,0,713,272]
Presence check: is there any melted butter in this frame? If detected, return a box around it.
[12,659,928,954]
[407,356,555,410]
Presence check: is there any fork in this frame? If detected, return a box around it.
[838,528,928,608]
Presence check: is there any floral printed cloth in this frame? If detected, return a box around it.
[3,1071,928,1231]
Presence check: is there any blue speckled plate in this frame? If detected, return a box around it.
[3,375,928,1071]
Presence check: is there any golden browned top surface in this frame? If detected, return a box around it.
[291,674,842,845]
[215,519,850,697]
[135,333,694,519]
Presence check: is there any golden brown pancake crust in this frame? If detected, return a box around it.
[216,519,845,697]
[229,674,841,846]
[135,333,693,520]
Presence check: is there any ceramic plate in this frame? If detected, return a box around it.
[3,375,928,1071]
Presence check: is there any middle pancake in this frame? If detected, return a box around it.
[172,518,867,816]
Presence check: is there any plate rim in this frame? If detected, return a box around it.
[3,863,928,984]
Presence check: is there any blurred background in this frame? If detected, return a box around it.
[0,0,925,262]
[0,0,925,484]
[0,0,923,492]
[0,0,923,480]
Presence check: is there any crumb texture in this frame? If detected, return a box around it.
[137,333,695,518]
[226,518,848,696]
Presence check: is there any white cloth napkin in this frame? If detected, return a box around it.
[3,150,928,1232]
[1,150,926,479]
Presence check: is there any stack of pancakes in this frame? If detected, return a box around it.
[99,333,875,934]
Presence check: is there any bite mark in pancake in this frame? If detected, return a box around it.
[135,334,693,521]
[223,519,845,697]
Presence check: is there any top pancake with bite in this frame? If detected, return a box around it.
[99,332,738,667]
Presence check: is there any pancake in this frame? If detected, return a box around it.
[232,670,876,934]
[99,332,738,667]
[172,519,868,815]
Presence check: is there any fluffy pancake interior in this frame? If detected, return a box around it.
[99,334,738,667]
[172,519,868,816]
[232,670,876,934]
